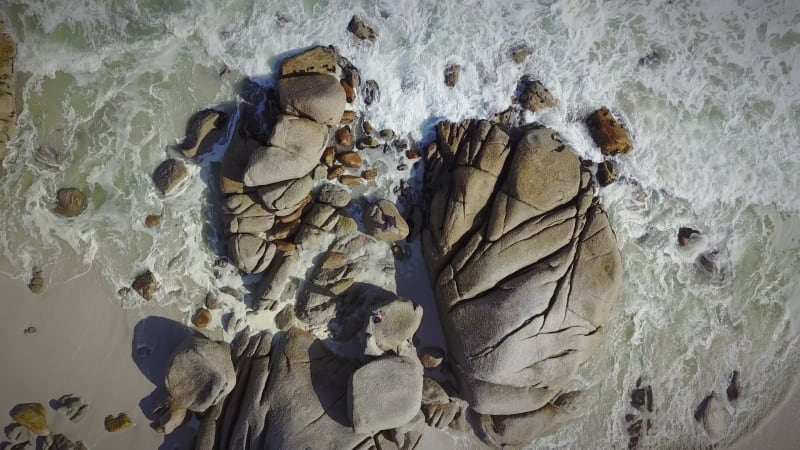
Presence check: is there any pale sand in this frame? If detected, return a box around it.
[0,266,193,449]
[728,380,800,450]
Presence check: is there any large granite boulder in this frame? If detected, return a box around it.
[165,335,235,412]
[278,74,346,125]
[422,120,622,438]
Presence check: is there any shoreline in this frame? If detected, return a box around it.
[728,376,800,450]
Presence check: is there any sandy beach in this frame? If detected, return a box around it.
[0,263,195,449]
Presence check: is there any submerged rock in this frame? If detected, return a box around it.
[363,80,380,106]
[53,188,88,217]
[153,159,189,195]
[677,227,702,247]
[727,370,741,402]
[444,64,461,87]
[348,15,378,42]
[586,107,633,156]
[597,160,618,186]
[131,270,159,301]
[694,393,731,442]
[11,402,49,436]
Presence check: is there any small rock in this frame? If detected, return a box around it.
[193,308,212,328]
[397,163,408,171]
[361,169,378,180]
[586,107,633,156]
[597,160,618,186]
[152,159,189,195]
[339,175,362,187]
[677,227,702,247]
[311,164,328,181]
[405,150,420,159]
[144,214,162,228]
[356,137,379,150]
[327,165,345,180]
[53,188,88,217]
[519,78,557,113]
[321,146,336,167]
[394,139,408,150]
[131,270,159,301]
[337,151,362,168]
[391,244,406,260]
[205,293,219,310]
[363,80,380,106]
[444,64,461,87]
[511,46,532,64]
[696,250,721,276]
[104,413,134,432]
[340,110,357,124]
[341,80,356,103]
[347,15,377,42]
[362,121,374,135]
[419,347,445,369]
[24,326,36,334]
[365,199,409,242]
[5,423,32,442]
[335,126,353,147]
[280,46,336,76]
[379,129,395,140]
[11,402,49,436]
[630,385,653,412]
[638,50,662,67]
[28,267,44,294]
[727,370,740,402]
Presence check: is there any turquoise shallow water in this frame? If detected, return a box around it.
[1,0,800,447]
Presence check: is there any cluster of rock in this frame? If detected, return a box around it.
[4,398,92,449]
[421,117,623,445]
[0,20,15,165]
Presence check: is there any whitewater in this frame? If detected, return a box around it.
[1,0,799,448]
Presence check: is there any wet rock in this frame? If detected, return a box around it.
[321,146,336,167]
[597,160,618,186]
[696,250,721,276]
[510,46,532,64]
[153,159,189,195]
[348,355,423,434]
[363,297,423,356]
[280,45,336,76]
[243,115,327,186]
[638,50,662,67]
[340,80,356,103]
[316,182,350,208]
[53,395,89,423]
[519,78,557,112]
[586,107,634,156]
[11,403,49,436]
[419,347,445,369]
[727,370,740,402]
[165,335,235,415]
[335,126,353,147]
[379,129,395,141]
[278,74,346,125]
[205,293,220,310]
[340,110,356,124]
[362,120,374,135]
[131,270,159,301]
[145,213,163,228]
[363,80,380,106]
[405,149,421,159]
[327,164,345,180]
[337,151,362,168]
[104,413,134,432]
[365,199,409,242]
[444,64,461,87]
[356,136,379,149]
[347,15,377,42]
[361,169,378,180]
[53,188,88,217]
[678,227,702,247]
[28,267,44,294]
[630,385,653,412]
[193,308,212,328]
[694,393,731,442]
[179,109,225,158]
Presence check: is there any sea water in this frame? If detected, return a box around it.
[1,0,799,448]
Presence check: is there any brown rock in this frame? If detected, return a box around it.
[341,80,356,103]
[341,110,357,124]
[337,151,362,169]
[152,159,189,195]
[11,403,49,436]
[274,239,297,252]
[362,120,374,135]
[340,175,362,186]
[322,146,336,167]
[586,107,633,156]
[420,347,446,369]
[519,78,557,113]
[104,413,134,432]
[145,214,162,228]
[391,244,405,260]
[193,308,212,328]
[444,64,461,87]
[28,267,44,294]
[280,46,336,76]
[53,188,88,217]
[327,165,345,180]
[406,150,421,159]
[361,169,378,180]
[356,137,379,150]
[348,15,377,42]
[336,126,353,147]
[131,270,159,301]
[272,219,301,240]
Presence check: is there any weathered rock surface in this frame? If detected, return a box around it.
[11,402,49,436]
[104,413,134,432]
[363,297,423,356]
[228,234,276,274]
[422,119,622,444]
[444,64,461,87]
[179,109,224,158]
[348,15,377,42]
[131,270,159,301]
[365,199,409,242]
[519,78,557,112]
[53,188,88,217]
[317,182,351,208]
[153,159,189,194]
[165,335,235,412]
[586,107,633,156]
[278,74,346,125]
[0,22,16,164]
[281,46,337,76]
[349,354,423,434]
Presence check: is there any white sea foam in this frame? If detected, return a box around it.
[1,0,799,447]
